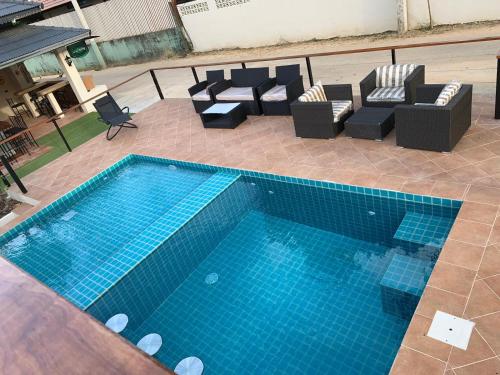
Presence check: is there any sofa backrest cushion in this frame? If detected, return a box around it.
[435,80,462,106]
[376,64,417,88]
[206,69,224,84]
[276,64,300,85]
[298,81,327,102]
[231,67,269,87]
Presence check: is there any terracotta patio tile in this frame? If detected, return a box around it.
[448,219,492,246]
[466,185,500,205]
[416,287,468,319]
[430,181,468,200]
[463,279,500,319]
[477,157,500,176]
[374,175,407,191]
[457,202,498,225]
[401,179,436,195]
[485,140,500,156]
[448,328,496,369]
[458,146,497,163]
[438,240,484,271]
[483,275,500,298]
[431,153,470,171]
[427,261,476,296]
[453,357,500,375]
[477,244,500,279]
[390,347,446,375]
[473,312,500,355]
[489,218,500,245]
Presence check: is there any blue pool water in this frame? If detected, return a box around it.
[0,155,462,374]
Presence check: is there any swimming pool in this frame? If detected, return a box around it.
[0,155,461,374]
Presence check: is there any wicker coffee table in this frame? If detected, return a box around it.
[345,107,395,141]
[200,103,247,129]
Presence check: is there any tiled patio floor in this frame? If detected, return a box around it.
[4,96,500,374]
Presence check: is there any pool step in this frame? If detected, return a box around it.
[380,254,433,320]
[393,211,455,250]
[65,172,241,309]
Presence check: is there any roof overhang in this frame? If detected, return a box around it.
[0,24,90,70]
[0,0,43,25]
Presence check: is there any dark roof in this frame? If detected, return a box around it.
[0,0,43,25]
[0,24,90,69]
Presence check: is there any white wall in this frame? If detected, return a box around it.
[180,0,500,52]
[179,0,398,51]
[408,0,500,29]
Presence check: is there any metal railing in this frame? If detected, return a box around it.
[2,35,500,193]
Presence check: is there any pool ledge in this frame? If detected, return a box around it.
[65,172,241,309]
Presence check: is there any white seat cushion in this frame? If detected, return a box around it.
[216,87,254,101]
[367,87,405,103]
[192,89,211,101]
[331,100,353,123]
[261,85,287,102]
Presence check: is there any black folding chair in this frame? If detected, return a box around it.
[93,95,137,140]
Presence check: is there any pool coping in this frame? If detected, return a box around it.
[1,153,496,375]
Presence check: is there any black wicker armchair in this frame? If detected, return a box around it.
[188,70,225,113]
[395,84,473,152]
[290,84,354,139]
[360,64,425,107]
[257,64,304,115]
[212,68,270,115]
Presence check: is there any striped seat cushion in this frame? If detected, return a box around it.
[367,87,405,103]
[331,100,353,123]
[435,80,462,106]
[376,64,417,88]
[261,85,287,102]
[298,81,327,102]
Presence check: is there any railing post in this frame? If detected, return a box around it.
[495,53,500,119]
[305,57,314,87]
[149,69,164,100]
[0,170,10,188]
[1,155,27,193]
[52,119,72,152]
[241,62,246,69]
[191,67,199,83]
[391,49,397,65]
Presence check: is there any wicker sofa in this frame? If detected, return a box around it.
[360,64,425,107]
[395,84,473,152]
[188,70,225,113]
[257,64,304,115]
[212,68,270,115]
[290,84,354,139]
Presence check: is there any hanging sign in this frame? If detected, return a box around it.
[67,41,89,58]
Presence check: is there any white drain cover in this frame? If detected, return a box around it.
[105,313,128,333]
[175,357,204,375]
[137,333,162,356]
[427,311,475,350]
[61,210,77,221]
[205,273,218,285]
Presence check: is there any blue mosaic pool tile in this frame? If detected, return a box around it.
[394,212,456,248]
[65,172,241,309]
[380,254,433,320]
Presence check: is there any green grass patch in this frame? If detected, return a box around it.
[14,113,107,179]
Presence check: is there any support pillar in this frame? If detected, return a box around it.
[70,0,107,69]
[55,48,94,113]
[397,0,408,33]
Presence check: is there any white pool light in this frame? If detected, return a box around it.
[137,333,162,356]
[105,313,128,333]
[168,165,177,171]
[175,357,204,375]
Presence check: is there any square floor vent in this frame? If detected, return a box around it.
[427,311,475,350]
